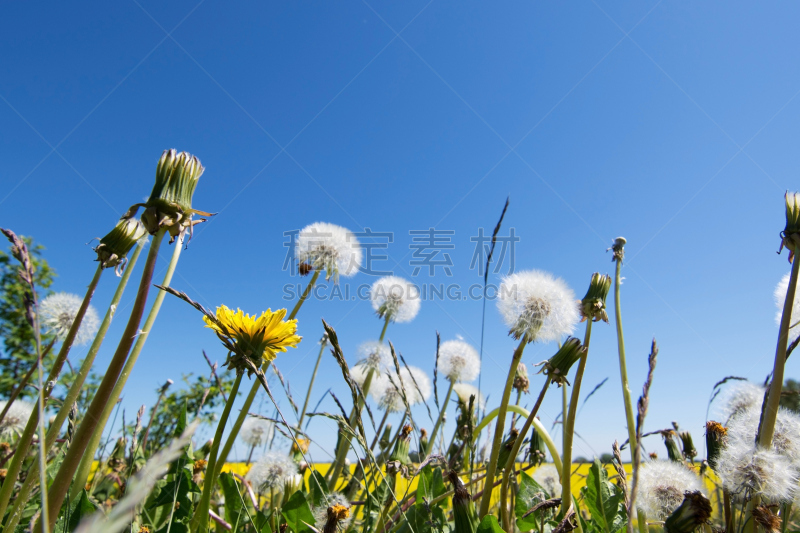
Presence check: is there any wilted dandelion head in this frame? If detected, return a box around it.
[437,339,480,383]
[312,492,352,529]
[532,464,562,498]
[295,222,362,281]
[636,461,704,520]
[371,366,431,412]
[246,452,298,491]
[0,400,33,437]
[717,442,798,502]
[497,270,579,343]
[357,341,392,371]
[39,292,100,346]
[775,273,800,345]
[370,276,420,323]
[453,383,486,410]
[240,417,273,447]
[716,381,766,423]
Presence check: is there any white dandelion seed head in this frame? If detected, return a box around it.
[357,341,392,371]
[726,404,800,464]
[775,273,800,345]
[532,464,562,498]
[370,366,431,413]
[497,270,579,343]
[437,340,480,383]
[0,400,34,437]
[239,417,274,447]
[370,276,420,323]
[39,292,100,346]
[312,492,352,529]
[717,441,798,503]
[350,364,372,389]
[453,383,486,410]
[715,381,766,423]
[295,222,362,281]
[636,461,704,520]
[246,452,298,491]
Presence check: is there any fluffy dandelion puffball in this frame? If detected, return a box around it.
[532,464,562,498]
[716,381,766,423]
[437,339,480,383]
[0,400,34,437]
[357,341,392,371]
[370,366,431,412]
[453,383,486,410]
[370,276,420,323]
[727,405,800,463]
[240,417,274,447]
[636,461,704,520]
[350,365,371,389]
[295,222,362,281]
[39,292,100,346]
[312,492,352,529]
[775,273,800,345]
[717,443,798,502]
[245,452,298,491]
[497,270,579,343]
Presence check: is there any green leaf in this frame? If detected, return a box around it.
[308,469,329,507]
[416,466,447,505]
[477,515,507,533]
[55,489,96,533]
[219,472,247,527]
[281,490,315,533]
[155,521,189,533]
[582,459,626,533]
[515,471,548,532]
[148,469,199,522]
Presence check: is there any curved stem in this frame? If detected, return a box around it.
[191,372,244,533]
[560,319,593,517]
[290,270,320,321]
[614,258,637,459]
[4,239,146,532]
[70,237,183,501]
[0,263,105,523]
[426,380,454,456]
[478,337,526,519]
[500,377,551,531]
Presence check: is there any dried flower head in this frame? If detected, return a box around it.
[535,337,586,386]
[609,237,626,262]
[246,452,298,491]
[532,464,562,498]
[663,491,712,533]
[752,505,782,533]
[295,222,362,281]
[94,217,147,274]
[453,383,486,410]
[497,270,579,343]
[0,400,33,437]
[312,492,352,531]
[636,461,704,520]
[370,276,420,323]
[437,339,480,383]
[240,417,274,447]
[356,341,392,371]
[39,292,100,346]
[204,305,301,372]
[775,272,800,346]
[716,441,797,502]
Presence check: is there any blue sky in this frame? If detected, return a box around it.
[2,1,799,463]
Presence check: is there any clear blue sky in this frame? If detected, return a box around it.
[2,1,799,463]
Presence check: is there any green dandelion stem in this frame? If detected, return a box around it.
[426,379,454,456]
[614,257,638,459]
[297,338,328,432]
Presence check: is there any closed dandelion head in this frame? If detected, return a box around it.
[609,237,626,262]
[497,270,579,343]
[580,273,612,323]
[240,417,273,447]
[437,339,480,383]
[513,362,530,394]
[532,464,562,498]
[664,491,712,533]
[357,341,392,371]
[295,222,362,281]
[636,461,704,520]
[781,192,800,260]
[705,421,727,471]
[94,217,147,274]
[0,400,33,437]
[535,337,586,386]
[453,383,486,411]
[40,293,100,346]
[775,273,800,345]
[312,492,351,531]
[204,305,301,372]
[716,441,797,502]
[246,452,298,491]
[370,276,420,323]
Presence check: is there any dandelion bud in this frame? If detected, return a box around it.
[781,192,800,260]
[679,431,697,462]
[528,423,546,466]
[94,217,147,274]
[580,273,612,323]
[664,491,712,533]
[663,431,684,463]
[705,421,727,471]
[390,425,413,465]
[284,472,303,497]
[609,237,626,262]
[291,438,310,462]
[323,504,351,533]
[136,149,211,242]
[419,428,429,456]
[752,505,782,533]
[449,470,479,533]
[497,428,520,472]
[535,337,586,386]
[513,362,530,394]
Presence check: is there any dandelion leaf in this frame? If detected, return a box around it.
[515,471,548,532]
[281,490,315,533]
[308,469,329,507]
[582,459,626,533]
[477,515,507,533]
[218,472,247,527]
[54,489,96,533]
[416,466,447,505]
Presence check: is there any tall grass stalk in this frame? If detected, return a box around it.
[478,337,527,518]
[3,238,147,532]
[40,228,167,531]
[559,319,593,518]
[69,235,183,501]
[297,335,328,431]
[0,262,104,523]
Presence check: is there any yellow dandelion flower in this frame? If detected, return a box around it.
[204,305,301,365]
